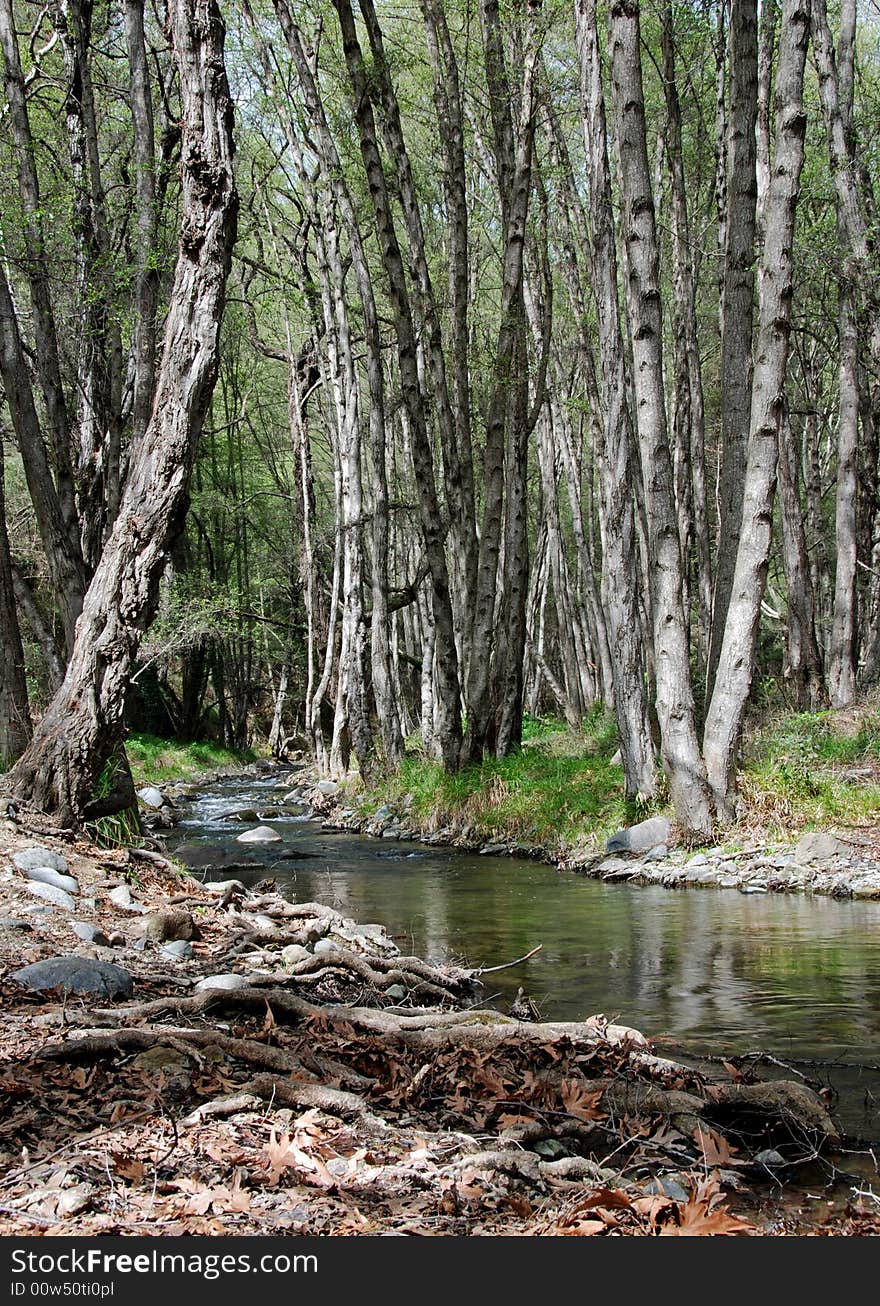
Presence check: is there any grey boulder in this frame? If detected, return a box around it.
[137,786,165,810]
[606,816,671,855]
[11,956,133,999]
[794,831,846,865]
[13,847,69,874]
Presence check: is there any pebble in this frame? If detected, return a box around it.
[194,973,252,992]
[161,940,194,960]
[71,921,113,947]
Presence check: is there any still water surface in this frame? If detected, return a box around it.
[167,774,880,1139]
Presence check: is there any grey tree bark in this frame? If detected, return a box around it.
[703,0,811,819]
[575,0,656,802]
[609,0,712,836]
[1,0,238,825]
[0,437,31,768]
[708,0,759,701]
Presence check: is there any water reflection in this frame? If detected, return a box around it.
[168,777,880,1136]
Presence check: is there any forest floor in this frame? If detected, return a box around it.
[0,815,879,1238]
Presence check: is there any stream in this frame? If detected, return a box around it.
[165,770,880,1157]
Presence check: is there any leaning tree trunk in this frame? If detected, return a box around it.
[703,0,811,820]
[1,0,237,826]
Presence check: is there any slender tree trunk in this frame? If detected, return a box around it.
[708,0,759,700]
[0,266,87,651]
[1,0,238,825]
[124,0,160,454]
[777,404,826,708]
[829,283,859,705]
[575,0,656,802]
[703,0,811,819]
[609,0,712,836]
[661,2,712,662]
[0,0,79,548]
[0,439,31,767]
[333,0,462,771]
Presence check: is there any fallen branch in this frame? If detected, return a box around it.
[475,944,543,975]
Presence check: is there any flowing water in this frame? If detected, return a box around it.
[166,771,880,1148]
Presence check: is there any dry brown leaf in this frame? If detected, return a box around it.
[560,1078,604,1122]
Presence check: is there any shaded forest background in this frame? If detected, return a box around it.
[1,0,879,839]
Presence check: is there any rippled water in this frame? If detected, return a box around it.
[167,772,880,1141]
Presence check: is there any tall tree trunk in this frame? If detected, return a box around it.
[777,404,826,708]
[708,0,759,700]
[609,0,712,837]
[0,439,31,767]
[660,1,712,662]
[124,0,160,455]
[0,0,79,549]
[703,0,811,820]
[575,0,656,802]
[1,0,238,825]
[333,0,462,771]
[0,266,87,652]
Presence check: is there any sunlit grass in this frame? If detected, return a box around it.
[126,732,255,786]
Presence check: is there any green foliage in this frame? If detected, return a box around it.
[127,733,254,785]
[361,716,643,850]
[84,747,141,850]
[740,702,880,831]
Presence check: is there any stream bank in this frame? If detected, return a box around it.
[0,799,878,1236]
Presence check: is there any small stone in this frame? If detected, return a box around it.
[137,786,165,810]
[752,1149,787,1168]
[313,937,337,956]
[605,816,671,855]
[108,884,132,908]
[643,843,668,862]
[739,883,768,894]
[11,956,133,999]
[480,844,507,856]
[236,825,281,844]
[381,828,400,840]
[71,921,112,947]
[316,780,340,797]
[384,984,406,1001]
[13,847,70,874]
[202,878,248,895]
[686,853,709,867]
[374,804,394,821]
[26,867,79,895]
[194,973,252,992]
[0,916,30,931]
[131,1045,192,1077]
[645,1176,690,1202]
[25,883,75,910]
[281,944,311,967]
[794,832,847,864]
[160,940,194,960]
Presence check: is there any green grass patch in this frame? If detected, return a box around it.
[361,713,657,850]
[740,699,880,832]
[126,733,255,786]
